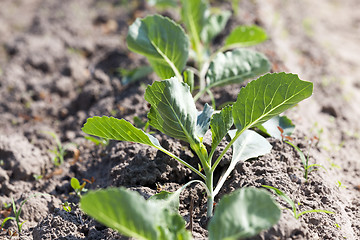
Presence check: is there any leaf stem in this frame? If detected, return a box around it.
[210,128,245,173]
[187,14,204,89]
[159,147,206,180]
[206,89,216,109]
[213,161,234,197]
[194,45,233,101]
[193,87,207,102]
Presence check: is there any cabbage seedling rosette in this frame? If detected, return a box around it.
[80,72,313,239]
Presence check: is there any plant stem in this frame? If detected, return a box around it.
[304,154,309,180]
[206,89,216,109]
[193,45,235,101]
[205,168,214,218]
[196,57,210,99]
[193,88,207,102]
[213,161,234,197]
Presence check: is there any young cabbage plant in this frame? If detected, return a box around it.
[82,72,313,217]
[127,0,270,106]
[80,186,281,240]
[262,185,334,219]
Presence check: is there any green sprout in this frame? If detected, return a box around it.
[285,140,326,180]
[336,180,346,189]
[262,185,334,219]
[32,174,43,181]
[70,177,88,197]
[0,194,48,236]
[45,131,76,166]
[61,201,73,213]
[84,135,109,147]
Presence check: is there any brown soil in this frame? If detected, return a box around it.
[0,0,359,239]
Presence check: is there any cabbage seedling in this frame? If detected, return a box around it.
[127,0,270,106]
[262,185,334,219]
[82,72,313,218]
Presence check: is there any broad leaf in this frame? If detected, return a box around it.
[120,66,153,85]
[229,129,272,163]
[82,116,164,150]
[258,115,295,140]
[145,78,199,144]
[225,25,268,48]
[127,15,189,79]
[233,72,313,132]
[82,115,204,178]
[158,213,192,240]
[149,179,203,213]
[210,105,233,150]
[180,0,208,51]
[147,0,177,8]
[149,191,180,213]
[208,188,281,240]
[80,188,192,240]
[205,49,271,90]
[214,129,271,196]
[71,178,81,190]
[201,11,231,45]
[196,103,214,138]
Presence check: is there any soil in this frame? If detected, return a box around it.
[1,0,360,239]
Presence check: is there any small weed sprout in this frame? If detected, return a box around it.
[84,135,109,147]
[0,194,48,237]
[285,139,326,180]
[133,116,152,132]
[45,131,76,166]
[70,177,88,197]
[61,202,73,213]
[336,180,346,189]
[32,174,43,181]
[262,185,334,219]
